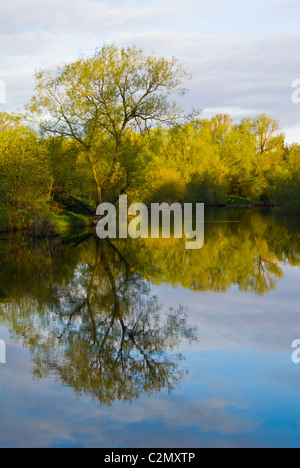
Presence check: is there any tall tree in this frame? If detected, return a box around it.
[28,45,190,205]
[241,115,285,175]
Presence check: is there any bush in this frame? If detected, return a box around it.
[0,203,14,232]
[269,173,300,214]
[0,126,52,210]
[28,215,59,238]
[148,168,186,204]
[185,172,227,205]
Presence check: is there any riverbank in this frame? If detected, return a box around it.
[0,202,94,237]
[0,194,298,238]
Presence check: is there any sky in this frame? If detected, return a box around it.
[0,0,300,142]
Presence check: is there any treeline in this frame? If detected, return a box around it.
[0,111,300,233]
[0,45,299,233]
[144,114,300,210]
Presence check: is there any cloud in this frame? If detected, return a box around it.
[0,340,258,448]
[153,265,300,353]
[120,30,300,127]
[0,0,182,35]
[0,0,299,140]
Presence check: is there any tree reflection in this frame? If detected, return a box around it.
[0,237,196,405]
[0,209,299,404]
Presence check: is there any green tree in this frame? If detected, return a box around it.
[29,44,190,206]
[0,124,51,210]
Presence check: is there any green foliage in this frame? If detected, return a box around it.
[145,113,296,211]
[0,121,51,210]
[28,44,190,205]
[0,202,13,232]
[28,214,59,238]
[0,46,300,233]
[225,195,254,206]
[45,136,95,201]
[185,171,227,204]
[268,172,300,214]
[148,167,186,204]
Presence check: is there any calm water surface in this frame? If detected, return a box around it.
[0,208,299,448]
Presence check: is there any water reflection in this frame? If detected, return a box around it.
[0,236,197,404]
[0,208,299,406]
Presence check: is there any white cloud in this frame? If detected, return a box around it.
[201,107,263,120]
[0,0,300,140]
[0,0,182,34]
[153,265,300,353]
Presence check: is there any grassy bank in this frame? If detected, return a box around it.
[0,202,95,237]
[224,195,259,207]
[52,211,95,235]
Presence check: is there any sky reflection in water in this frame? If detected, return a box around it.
[0,209,299,448]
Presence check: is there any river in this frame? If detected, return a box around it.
[0,208,299,448]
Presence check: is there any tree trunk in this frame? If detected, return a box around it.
[88,152,102,206]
